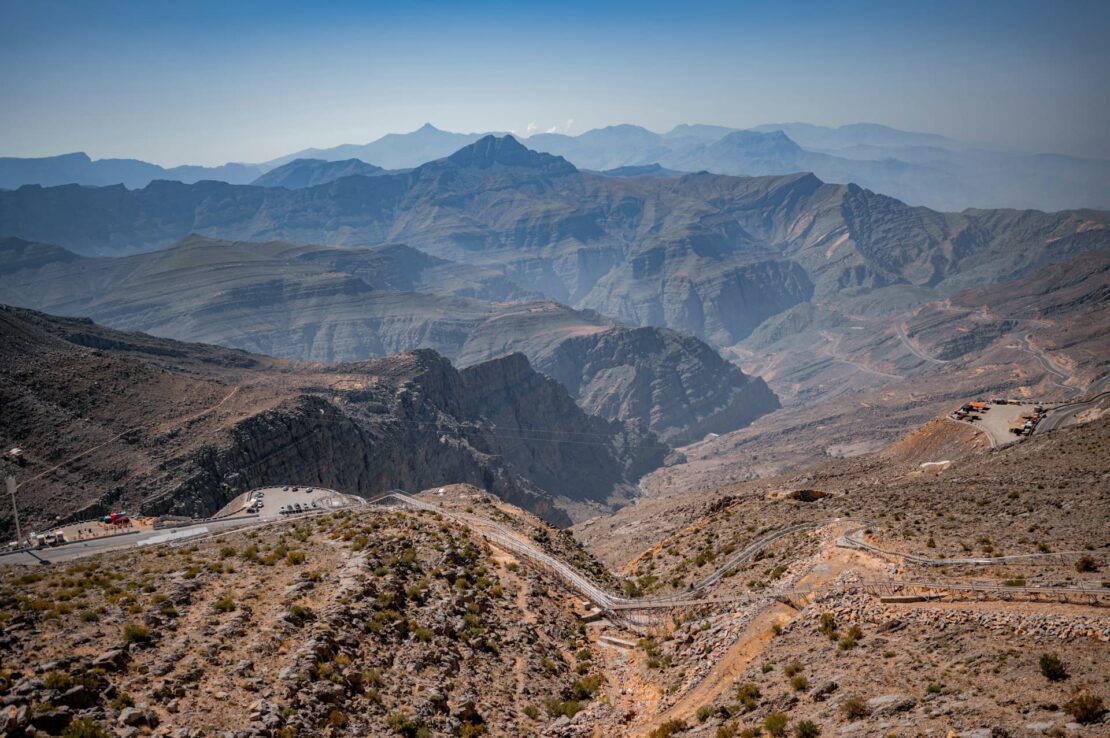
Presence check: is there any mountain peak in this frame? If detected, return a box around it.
[415,123,441,133]
[444,135,577,173]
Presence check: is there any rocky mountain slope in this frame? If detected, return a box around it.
[0,306,669,531]
[0,235,779,443]
[536,326,779,444]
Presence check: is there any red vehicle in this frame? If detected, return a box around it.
[102,511,130,526]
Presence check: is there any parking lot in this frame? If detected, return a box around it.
[215,485,362,520]
[950,400,1049,448]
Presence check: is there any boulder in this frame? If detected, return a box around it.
[866,693,917,716]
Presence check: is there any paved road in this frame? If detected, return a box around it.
[1034,389,1110,435]
[0,515,258,565]
[0,487,366,566]
[895,322,950,365]
[1018,333,1079,397]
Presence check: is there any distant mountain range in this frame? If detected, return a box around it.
[1,135,1105,354]
[0,151,264,189]
[2,121,1107,211]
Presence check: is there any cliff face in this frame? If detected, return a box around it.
[0,308,668,530]
[535,327,780,444]
[459,353,668,501]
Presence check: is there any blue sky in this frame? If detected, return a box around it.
[1,0,1107,165]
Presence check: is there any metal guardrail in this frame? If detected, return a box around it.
[859,579,1110,606]
[837,529,1107,568]
[381,493,851,613]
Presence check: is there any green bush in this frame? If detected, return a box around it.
[736,682,761,711]
[43,671,72,690]
[647,719,687,738]
[790,674,809,692]
[794,721,820,738]
[1039,652,1068,681]
[110,692,134,710]
[62,719,111,738]
[840,696,870,720]
[696,704,715,722]
[764,712,789,737]
[783,660,803,677]
[212,596,236,613]
[385,711,423,737]
[122,623,152,644]
[571,674,602,700]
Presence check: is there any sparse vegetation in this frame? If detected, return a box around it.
[840,696,870,720]
[1063,689,1103,724]
[794,721,820,738]
[122,623,152,644]
[1039,652,1068,681]
[1075,555,1099,573]
[648,719,688,738]
[763,712,789,737]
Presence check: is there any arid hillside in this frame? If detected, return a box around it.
[0,306,669,532]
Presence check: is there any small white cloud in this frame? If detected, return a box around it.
[564,118,574,133]
[545,125,559,133]
[525,121,538,136]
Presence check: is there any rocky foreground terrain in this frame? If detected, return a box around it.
[0,505,599,737]
[0,424,1106,737]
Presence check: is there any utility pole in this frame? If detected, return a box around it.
[6,475,20,547]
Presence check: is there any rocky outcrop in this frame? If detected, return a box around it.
[459,353,667,501]
[535,327,780,444]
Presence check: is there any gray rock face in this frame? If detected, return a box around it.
[535,326,780,444]
[866,693,918,716]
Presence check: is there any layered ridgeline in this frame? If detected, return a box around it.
[6,122,1107,210]
[0,151,264,189]
[0,235,779,444]
[0,306,672,530]
[2,136,1106,350]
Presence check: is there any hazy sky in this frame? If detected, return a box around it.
[2,0,1108,166]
